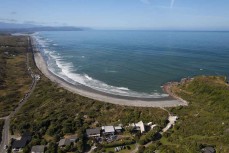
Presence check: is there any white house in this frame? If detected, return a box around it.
[102,126,115,135]
[130,121,145,133]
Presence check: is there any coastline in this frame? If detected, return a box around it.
[33,42,188,107]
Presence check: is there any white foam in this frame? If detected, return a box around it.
[118,87,129,91]
[32,33,169,98]
[106,70,117,73]
[84,74,93,81]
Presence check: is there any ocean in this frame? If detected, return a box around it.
[33,31,229,98]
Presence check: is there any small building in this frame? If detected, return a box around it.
[102,126,115,135]
[114,126,123,133]
[12,131,32,151]
[31,145,45,153]
[12,138,27,151]
[86,128,101,137]
[58,138,71,148]
[68,135,78,142]
[201,147,216,153]
[131,121,145,133]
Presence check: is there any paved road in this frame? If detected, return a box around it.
[0,36,38,153]
[0,117,10,153]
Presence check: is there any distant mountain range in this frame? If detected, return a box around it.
[0,22,90,32]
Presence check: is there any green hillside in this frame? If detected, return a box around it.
[158,76,229,153]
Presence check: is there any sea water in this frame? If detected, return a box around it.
[33,31,229,98]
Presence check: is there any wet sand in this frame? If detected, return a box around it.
[33,50,188,107]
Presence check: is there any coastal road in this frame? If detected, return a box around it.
[0,37,38,153]
[0,116,9,153]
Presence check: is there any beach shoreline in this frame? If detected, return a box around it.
[32,39,188,107]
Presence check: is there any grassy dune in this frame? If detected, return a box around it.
[0,36,32,117]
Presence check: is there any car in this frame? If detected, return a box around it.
[4,145,8,149]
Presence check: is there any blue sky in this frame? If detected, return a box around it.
[0,0,229,30]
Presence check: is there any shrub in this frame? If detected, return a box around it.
[103,139,136,148]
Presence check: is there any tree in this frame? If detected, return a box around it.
[46,142,57,153]
[138,145,145,153]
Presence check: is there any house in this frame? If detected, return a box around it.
[86,128,101,137]
[68,135,78,143]
[31,145,45,153]
[12,132,32,151]
[201,147,216,153]
[58,139,71,148]
[102,126,115,135]
[12,138,27,151]
[131,121,145,133]
[114,126,123,133]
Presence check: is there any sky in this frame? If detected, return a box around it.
[0,0,229,30]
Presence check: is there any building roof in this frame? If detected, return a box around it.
[12,132,32,149]
[86,128,101,136]
[135,121,145,133]
[68,135,78,142]
[58,139,71,146]
[202,147,216,153]
[12,138,27,149]
[31,145,45,152]
[103,126,115,133]
[114,126,122,130]
[68,135,78,139]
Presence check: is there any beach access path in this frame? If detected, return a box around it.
[33,43,188,108]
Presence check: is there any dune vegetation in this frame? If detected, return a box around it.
[0,35,32,117]
[153,76,229,153]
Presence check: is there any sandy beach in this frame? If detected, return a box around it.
[33,49,188,107]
